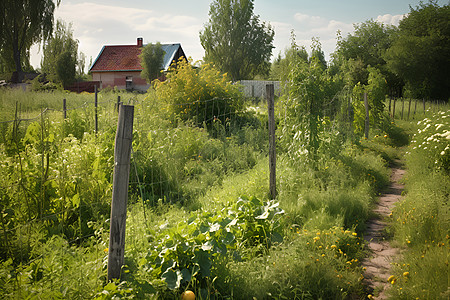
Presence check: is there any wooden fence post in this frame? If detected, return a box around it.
[116,96,121,113]
[107,105,134,281]
[364,93,369,139]
[401,98,405,120]
[414,99,418,118]
[266,84,276,199]
[95,85,98,133]
[63,98,67,119]
[408,98,412,120]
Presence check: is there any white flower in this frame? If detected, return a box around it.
[441,151,446,155]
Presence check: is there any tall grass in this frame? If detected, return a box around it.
[387,110,449,299]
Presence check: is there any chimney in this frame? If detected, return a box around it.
[137,37,143,47]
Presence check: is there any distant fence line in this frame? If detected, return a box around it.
[388,97,448,121]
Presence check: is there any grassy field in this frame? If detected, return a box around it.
[0,86,448,299]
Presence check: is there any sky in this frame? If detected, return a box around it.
[29,0,448,72]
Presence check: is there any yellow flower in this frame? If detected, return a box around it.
[403,272,409,277]
[368,294,374,299]
[387,275,395,282]
[104,248,109,253]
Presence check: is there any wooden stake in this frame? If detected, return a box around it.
[408,98,412,120]
[63,98,67,119]
[267,84,276,199]
[107,105,134,281]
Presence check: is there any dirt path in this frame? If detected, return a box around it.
[362,163,405,299]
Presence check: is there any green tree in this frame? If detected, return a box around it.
[0,0,59,82]
[140,42,164,83]
[200,0,274,80]
[333,19,399,93]
[56,51,76,88]
[384,1,449,99]
[41,19,79,85]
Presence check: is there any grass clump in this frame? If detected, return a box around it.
[387,110,449,299]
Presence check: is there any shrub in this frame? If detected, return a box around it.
[154,59,244,127]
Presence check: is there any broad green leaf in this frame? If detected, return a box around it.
[72,194,80,207]
[222,232,235,245]
[180,268,191,283]
[194,250,211,277]
[161,268,181,290]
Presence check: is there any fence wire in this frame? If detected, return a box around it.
[0,90,270,297]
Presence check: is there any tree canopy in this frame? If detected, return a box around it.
[41,20,79,87]
[200,0,274,81]
[384,1,449,99]
[0,0,59,82]
[140,42,165,83]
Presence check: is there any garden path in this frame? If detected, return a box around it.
[362,162,405,299]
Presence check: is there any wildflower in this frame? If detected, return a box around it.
[403,272,409,277]
[388,275,395,282]
[352,232,357,236]
[104,248,109,253]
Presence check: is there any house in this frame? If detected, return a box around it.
[89,38,186,91]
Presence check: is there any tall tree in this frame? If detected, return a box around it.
[140,42,164,83]
[41,19,79,85]
[333,19,399,93]
[200,0,274,80]
[384,1,449,99]
[0,0,59,82]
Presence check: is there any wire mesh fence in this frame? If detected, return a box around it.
[0,88,270,297]
[0,85,447,297]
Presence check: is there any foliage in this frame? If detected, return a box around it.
[154,59,244,127]
[333,19,397,90]
[270,31,308,82]
[200,0,274,80]
[384,1,450,99]
[140,42,165,83]
[41,19,79,86]
[0,0,59,81]
[144,196,283,295]
[351,67,387,135]
[56,51,77,87]
[279,37,342,162]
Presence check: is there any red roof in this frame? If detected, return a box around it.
[90,45,142,72]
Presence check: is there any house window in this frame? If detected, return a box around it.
[126,76,133,90]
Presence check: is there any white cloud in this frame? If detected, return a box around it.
[294,13,327,27]
[376,14,406,26]
[271,13,355,61]
[30,1,205,69]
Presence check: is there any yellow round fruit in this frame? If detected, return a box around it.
[181,290,195,300]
